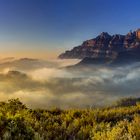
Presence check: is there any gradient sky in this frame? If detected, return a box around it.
[0,0,140,59]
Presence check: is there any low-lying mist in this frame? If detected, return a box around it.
[0,57,140,108]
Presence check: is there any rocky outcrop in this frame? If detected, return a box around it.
[74,49,140,67]
[58,30,140,60]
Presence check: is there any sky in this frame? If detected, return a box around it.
[0,0,140,59]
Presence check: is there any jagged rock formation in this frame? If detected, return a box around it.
[59,29,140,61]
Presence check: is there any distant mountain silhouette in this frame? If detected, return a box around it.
[0,58,58,71]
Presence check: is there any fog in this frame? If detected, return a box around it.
[0,58,140,108]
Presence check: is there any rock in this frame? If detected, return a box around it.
[58,29,140,60]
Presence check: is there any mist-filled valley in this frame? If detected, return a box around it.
[0,57,139,109]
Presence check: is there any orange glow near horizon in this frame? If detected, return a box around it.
[0,41,65,60]
[0,50,60,60]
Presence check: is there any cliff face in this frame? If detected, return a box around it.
[58,30,140,60]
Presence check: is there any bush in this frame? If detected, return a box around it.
[0,98,140,139]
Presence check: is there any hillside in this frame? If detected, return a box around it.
[1,98,140,140]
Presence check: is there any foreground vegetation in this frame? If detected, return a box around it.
[0,98,140,140]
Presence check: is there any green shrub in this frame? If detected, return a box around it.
[0,98,140,140]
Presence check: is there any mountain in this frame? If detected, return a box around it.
[74,49,140,67]
[59,29,140,66]
[0,58,59,71]
[59,30,140,59]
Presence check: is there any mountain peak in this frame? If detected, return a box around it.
[99,32,111,38]
[58,29,140,60]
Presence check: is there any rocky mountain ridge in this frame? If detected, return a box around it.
[59,30,140,61]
